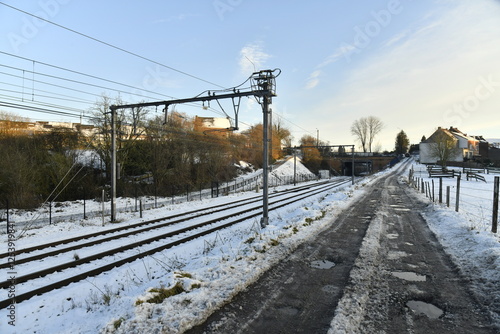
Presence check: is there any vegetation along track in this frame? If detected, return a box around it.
[0,178,353,309]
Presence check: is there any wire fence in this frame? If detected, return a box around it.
[0,171,321,234]
[409,165,499,233]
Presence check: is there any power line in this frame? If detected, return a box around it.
[273,111,316,137]
[0,81,96,105]
[0,56,235,122]
[0,51,175,101]
[0,5,305,137]
[0,101,90,120]
[0,63,173,102]
[0,2,225,89]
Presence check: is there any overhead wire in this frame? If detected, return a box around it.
[0,4,306,139]
[0,82,95,105]
[0,51,175,100]
[0,64,172,102]
[0,2,226,89]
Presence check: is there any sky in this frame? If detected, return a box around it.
[0,0,500,151]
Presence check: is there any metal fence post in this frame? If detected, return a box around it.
[455,175,461,212]
[493,176,499,233]
[140,199,143,219]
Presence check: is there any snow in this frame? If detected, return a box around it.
[1,158,499,333]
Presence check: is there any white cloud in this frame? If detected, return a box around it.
[239,42,271,76]
[305,1,500,150]
[318,45,356,68]
[305,70,321,90]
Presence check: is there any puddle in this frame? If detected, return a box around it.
[392,271,426,282]
[407,300,443,319]
[310,260,336,269]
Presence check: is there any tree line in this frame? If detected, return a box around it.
[0,102,409,209]
[0,96,293,209]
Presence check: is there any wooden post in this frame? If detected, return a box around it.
[446,186,450,207]
[421,179,425,193]
[455,175,461,212]
[439,178,443,203]
[432,179,435,202]
[492,176,499,233]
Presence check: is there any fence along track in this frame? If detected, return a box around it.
[0,178,352,309]
[0,180,337,263]
[0,170,316,232]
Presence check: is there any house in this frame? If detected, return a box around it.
[194,116,232,137]
[419,127,480,164]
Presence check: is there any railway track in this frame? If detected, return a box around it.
[0,178,353,309]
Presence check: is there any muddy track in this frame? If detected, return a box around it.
[186,164,497,333]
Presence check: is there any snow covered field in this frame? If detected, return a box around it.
[1,158,499,333]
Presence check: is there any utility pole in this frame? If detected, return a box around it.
[110,108,117,223]
[293,148,297,186]
[351,145,355,185]
[261,89,270,228]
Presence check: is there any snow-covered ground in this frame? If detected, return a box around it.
[1,158,499,333]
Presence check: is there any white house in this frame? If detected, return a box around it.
[419,127,480,164]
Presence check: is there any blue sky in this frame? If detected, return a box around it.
[1,0,500,150]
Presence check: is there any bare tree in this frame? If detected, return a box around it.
[351,116,383,152]
[87,94,149,180]
[351,118,368,152]
[366,116,383,152]
[429,130,460,167]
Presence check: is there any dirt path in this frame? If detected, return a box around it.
[186,166,497,333]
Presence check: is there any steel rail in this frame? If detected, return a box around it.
[0,180,335,262]
[0,179,351,309]
[0,180,339,269]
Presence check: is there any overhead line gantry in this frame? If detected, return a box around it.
[109,69,281,227]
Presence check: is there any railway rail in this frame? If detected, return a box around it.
[0,177,353,309]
